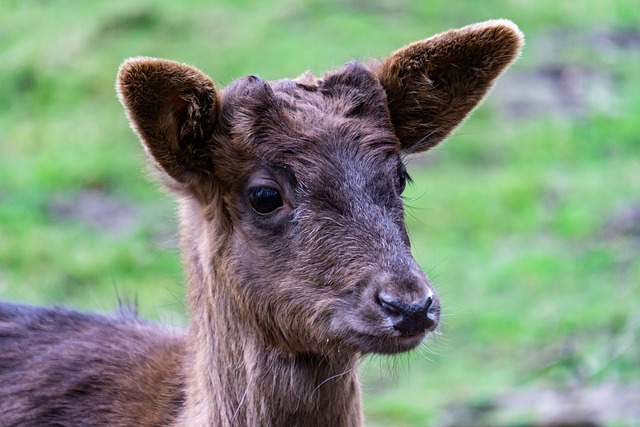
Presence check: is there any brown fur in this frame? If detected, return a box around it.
[0,21,523,426]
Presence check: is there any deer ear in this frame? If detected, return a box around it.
[376,20,524,153]
[117,57,219,185]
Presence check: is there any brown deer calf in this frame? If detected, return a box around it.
[0,20,522,426]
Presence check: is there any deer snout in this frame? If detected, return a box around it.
[376,291,439,336]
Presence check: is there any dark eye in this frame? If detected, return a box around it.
[248,186,283,214]
[397,166,411,194]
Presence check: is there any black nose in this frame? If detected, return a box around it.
[377,293,437,336]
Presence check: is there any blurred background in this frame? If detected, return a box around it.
[1,0,638,425]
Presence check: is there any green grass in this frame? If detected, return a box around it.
[1,0,639,425]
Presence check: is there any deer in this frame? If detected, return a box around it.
[0,20,522,427]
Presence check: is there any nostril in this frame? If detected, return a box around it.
[376,292,437,336]
[376,293,403,316]
[422,296,433,312]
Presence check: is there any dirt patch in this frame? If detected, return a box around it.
[488,27,639,120]
[603,204,640,239]
[548,27,640,56]
[48,189,142,236]
[498,382,640,426]
[436,382,640,427]
[490,65,617,120]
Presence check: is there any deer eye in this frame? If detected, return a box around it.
[249,186,283,214]
[397,165,412,195]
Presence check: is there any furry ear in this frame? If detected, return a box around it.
[117,57,218,185]
[376,20,524,153]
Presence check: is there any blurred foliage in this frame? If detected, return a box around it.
[1,0,639,425]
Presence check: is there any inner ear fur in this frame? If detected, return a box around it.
[117,57,219,186]
[375,19,524,152]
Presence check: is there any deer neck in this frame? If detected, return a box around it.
[178,203,363,427]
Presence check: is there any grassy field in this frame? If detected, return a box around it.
[1,0,639,425]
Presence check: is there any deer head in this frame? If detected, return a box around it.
[117,20,523,357]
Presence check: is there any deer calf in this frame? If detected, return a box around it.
[0,20,522,426]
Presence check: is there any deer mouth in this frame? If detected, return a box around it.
[342,329,430,355]
[381,331,431,354]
